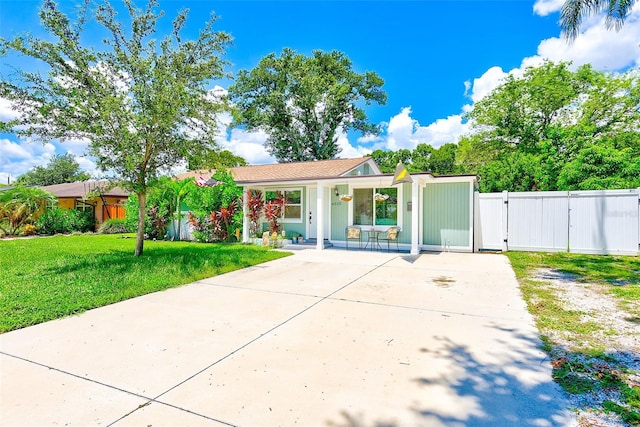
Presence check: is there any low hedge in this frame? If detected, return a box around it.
[36,208,95,235]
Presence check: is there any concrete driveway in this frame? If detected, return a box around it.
[1,249,575,426]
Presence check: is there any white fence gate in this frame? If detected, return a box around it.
[476,189,640,255]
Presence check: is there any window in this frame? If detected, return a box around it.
[353,187,398,227]
[265,188,303,222]
[75,200,95,212]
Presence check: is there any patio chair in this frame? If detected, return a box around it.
[345,225,362,250]
[378,227,400,252]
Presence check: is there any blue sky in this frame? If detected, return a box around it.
[1,0,640,183]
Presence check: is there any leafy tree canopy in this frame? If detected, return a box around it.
[370,143,459,176]
[458,61,640,192]
[17,153,91,186]
[0,0,231,255]
[188,149,247,170]
[228,48,387,162]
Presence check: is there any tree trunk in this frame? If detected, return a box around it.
[135,191,146,256]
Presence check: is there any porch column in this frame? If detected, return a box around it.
[316,182,325,251]
[242,187,249,243]
[411,179,419,255]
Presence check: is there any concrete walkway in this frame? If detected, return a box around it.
[1,249,576,426]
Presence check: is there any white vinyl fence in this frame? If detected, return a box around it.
[475,189,640,255]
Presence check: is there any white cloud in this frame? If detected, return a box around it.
[336,128,372,158]
[466,66,509,103]
[533,0,564,16]
[0,138,56,179]
[352,107,470,154]
[464,4,640,111]
[532,8,640,70]
[223,128,274,165]
[0,97,20,123]
[57,137,91,157]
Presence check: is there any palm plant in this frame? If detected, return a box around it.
[0,187,57,236]
[561,0,636,40]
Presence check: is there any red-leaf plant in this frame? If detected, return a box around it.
[263,191,287,234]
[245,190,264,237]
[209,199,239,241]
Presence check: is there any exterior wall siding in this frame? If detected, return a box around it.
[330,184,350,240]
[423,182,471,248]
[399,182,412,245]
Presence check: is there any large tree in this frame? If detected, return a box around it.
[458,61,640,192]
[0,0,231,255]
[561,0,636,40]
[17,153,91,186]
[228,48,386,162]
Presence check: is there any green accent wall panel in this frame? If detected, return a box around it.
[330,184,350,240]
[399,182,412,244]
[423,182,470,247]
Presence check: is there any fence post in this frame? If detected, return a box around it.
[502,190,508,252]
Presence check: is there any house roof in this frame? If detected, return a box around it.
[41,181,129,198]
[176,157,377,184]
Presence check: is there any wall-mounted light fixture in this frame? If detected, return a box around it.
[334,187,339,197]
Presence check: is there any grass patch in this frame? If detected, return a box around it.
[0,234,290,333]
[508,251,640,309]
[506,251,640,426]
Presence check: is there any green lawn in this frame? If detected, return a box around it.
[507,251,640,312]
[0,234,290,333]
[506,251,640,425]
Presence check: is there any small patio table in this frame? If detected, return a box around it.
[363,227,382,251]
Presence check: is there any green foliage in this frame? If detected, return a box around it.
[370,143,459,175]
[603,400,640,425]
[146,205,168,240]
[36,208,95,235]
[124,177,175,236]
[186,198,239,242]
[0,234,290,332]
[98,218,131,234]
[229,48,386,162]
[557,144,640,190]
[459,61,640,192]
[16,153,91,186]
[188,149,247,170]
[0,186,57,236]
[0,0,231,256]
[183,169,241,216]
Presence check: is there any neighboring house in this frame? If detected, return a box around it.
[41,181,129,229]
[179,157,477,254]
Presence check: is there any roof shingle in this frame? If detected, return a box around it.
[176,157,374,184]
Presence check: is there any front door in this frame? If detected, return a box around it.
[308,187,318,239]
[307,187,330,240]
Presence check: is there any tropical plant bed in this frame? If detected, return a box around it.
[506,252,640,426]
[0,234,290,333]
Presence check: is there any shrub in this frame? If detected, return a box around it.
[98,218,131,234]
[36,208,95,235]
[22,224,37,236]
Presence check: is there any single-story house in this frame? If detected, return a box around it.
[41,181,129,229]
[180,157,477,254]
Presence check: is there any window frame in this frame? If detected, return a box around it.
[349,185,402,229]
[264,187,303,224]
